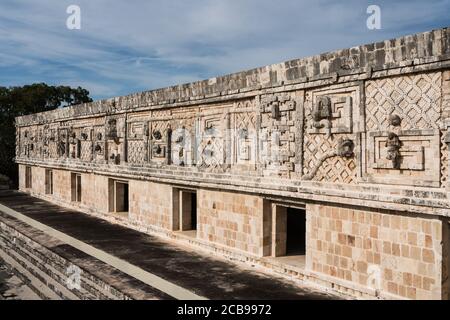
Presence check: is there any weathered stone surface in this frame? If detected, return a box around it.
[13,26,450,300]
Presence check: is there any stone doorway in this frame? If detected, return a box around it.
[108,179,129,216]
[286,207,306,256]
[270,204,307,269]
[45,169,53,195]
[115,181,129,213]
[180,190,197,232]
[71,173,82,202]
[173,189,198,237]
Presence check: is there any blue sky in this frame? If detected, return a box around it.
[0,0,449,101]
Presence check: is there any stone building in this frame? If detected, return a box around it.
[14,27,450,300]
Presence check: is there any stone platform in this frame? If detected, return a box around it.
[0,190,339,300]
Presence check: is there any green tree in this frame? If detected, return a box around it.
[0,83,93,187]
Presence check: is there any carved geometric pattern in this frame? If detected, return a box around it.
[198,133,224,169]
[365,72,441,131]
[48,142,57,159]
[235,111,256,131]
[441,130,448,187]
[232,111,257,166]
[303,88,358,184]
[260,93,296,178]
[80,141,92,162]
[303,134,357,184]
[151,121,170,135]
[150,120,170,161]
[128,140,146,164]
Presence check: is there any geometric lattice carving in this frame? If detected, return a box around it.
[128,140,146,164]
[80,140,92,162]
[197,115,226,171]
[303,85,360,184]
[366,73,441,131]
[170,113,195,167]
[260,93,296,178]
[232,106,257,169]
[150,120,170,162]
[303,134,357,183]
[365,72,442,187]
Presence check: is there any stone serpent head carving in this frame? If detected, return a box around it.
[337,139,355,158]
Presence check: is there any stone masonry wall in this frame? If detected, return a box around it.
[129,180,173,231]
[13,27,450,299]
[52,169,72,203]
[81,173,110,213]
[307,203,444,299]
[198,189,264,256]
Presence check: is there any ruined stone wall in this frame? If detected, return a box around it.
[307,203,444,299]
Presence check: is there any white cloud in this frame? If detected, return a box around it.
[0,0,449,99]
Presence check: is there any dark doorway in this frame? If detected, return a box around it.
[115,181,129,213]
[180,190,197,231]
[190,192,197,230]
[286,208,306,256]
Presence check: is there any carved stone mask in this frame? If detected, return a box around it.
[153,145,162,155]
[313,96,332,122]
[153,130,162,140]
[337,139,355,158]
[389,114,401,127]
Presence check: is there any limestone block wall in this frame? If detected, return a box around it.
[18,165,25,190]
[197,189,264,256]
[129,180,173,231]
[30,166,45,195]
[307,203,445,299]
[52,169,72,203]
[12,27,450,299]
[81,173,110,213]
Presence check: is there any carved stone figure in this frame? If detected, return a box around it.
[58,141,66,157]
[385,132,402,169]
[312,96,332,128]
[389,114,402,127]
[153,130,162,140]
[107,119,117,138]
[337,139,355,158]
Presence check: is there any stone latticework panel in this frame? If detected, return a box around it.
[304,135,357,184]
[80,141,92,162]
[128,140,146,164]
[303,85,360,184]
[149,119,171,164]
[365,72,442,187]
[366,73,442,131]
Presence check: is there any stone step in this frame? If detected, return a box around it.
[0,229,123,299]
[0,214,168,300]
